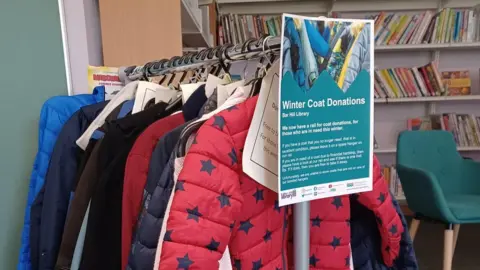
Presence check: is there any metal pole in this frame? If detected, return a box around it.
[294,201,310,270]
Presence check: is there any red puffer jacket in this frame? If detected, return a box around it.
[159,96,403,270]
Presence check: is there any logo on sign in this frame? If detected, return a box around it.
[281,190,297,199]
[328,184,333,188]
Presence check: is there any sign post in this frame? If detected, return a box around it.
[279,14,374,269]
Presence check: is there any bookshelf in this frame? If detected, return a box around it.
[375,42,480,52]
[375,146,480,154]
[375,95,480,103]
[216,0,480,214]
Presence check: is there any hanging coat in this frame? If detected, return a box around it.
[122,113,185,270]
[158,96,417,270]
[28,100,109,270]
[17,87,104,270]
[127,123,191,270]
[79,102,174,270]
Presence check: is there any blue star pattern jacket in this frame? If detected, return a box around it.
[17,87,104,270]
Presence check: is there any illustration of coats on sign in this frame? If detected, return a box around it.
[338,23,371,91]
[157,96,418,270]
[18,87,105,270]
[29,99,109,270]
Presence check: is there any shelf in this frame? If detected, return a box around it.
[181,0,213,47]
[375,42,480,52]
[217,0,479,15]
[375,146,480,154]
[374,95,480,104]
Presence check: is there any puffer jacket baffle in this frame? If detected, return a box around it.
[18,87,105,270]
[158,96,416,269]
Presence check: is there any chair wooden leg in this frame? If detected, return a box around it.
[452,224,460,255]
[409,218,420,241]
[443,225,454,270]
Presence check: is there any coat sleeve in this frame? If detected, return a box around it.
[356,155,404,267]
[341,23,370,92]
[36,111,87,269]
[159,115,244,269]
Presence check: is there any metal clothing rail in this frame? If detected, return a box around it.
[123,35,311,270]
[124,36,282,81]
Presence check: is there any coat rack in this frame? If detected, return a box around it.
[124,35,312,270]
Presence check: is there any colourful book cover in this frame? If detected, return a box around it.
[407,117,432,130]
[441,70,471,95]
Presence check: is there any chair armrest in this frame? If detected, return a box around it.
[460,159,480,193]
[397,165,453,222]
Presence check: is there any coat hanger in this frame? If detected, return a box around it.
[249,36,277,97]
[166,56,183,86]
[218,44,234,78]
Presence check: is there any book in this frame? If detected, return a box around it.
[375,62,448,99]
[381,165,404,200]
[407,117,432,130]
[441,70,471,95]
[370,8,480,45]
[407,113,480,147]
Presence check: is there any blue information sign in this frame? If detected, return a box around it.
[278,14,374,206]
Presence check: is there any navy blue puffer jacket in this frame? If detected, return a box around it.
[351,195,418,269]
[127,123,187,270]
[29,100,109,270]
[18,87,104,270]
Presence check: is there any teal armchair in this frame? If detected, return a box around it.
[397,130,480,270]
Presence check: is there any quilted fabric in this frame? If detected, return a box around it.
[340,23,370,91]
[17,87,104,270]
[159,96,407,270]
[127,123,189,270]
[122,113,185,270]
[29,101,108,270]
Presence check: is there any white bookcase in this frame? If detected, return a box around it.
[217,0,480,161]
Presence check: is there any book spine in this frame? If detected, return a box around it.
[417,11,434,43]
[423,15,437,43]
[376,14,393,43]
[426,65,441,95]
[409,12,425,44]
[420,67,435,96]
[377,14,399,45]
[467,10,475,42]
[389,69,408,97]
[412,68,429,96]
[389,15,409,45]
[385,15,404,44]
[462,10,468,42]
[399,14,418,44]
[378,70,397,97]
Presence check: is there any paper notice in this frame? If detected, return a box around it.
[242,61,280,192]
[87,66,124,100]
[132,82,177,114]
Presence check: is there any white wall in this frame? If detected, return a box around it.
[61,0,103,94]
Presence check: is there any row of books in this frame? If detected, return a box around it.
[375,65,472,98]
[374,62,447,98]
[382,166,405,200]
[218,14,281,46]
[407,113,480,147]
[373,8,480,45]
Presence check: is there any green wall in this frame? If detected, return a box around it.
[0,1,67,268]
